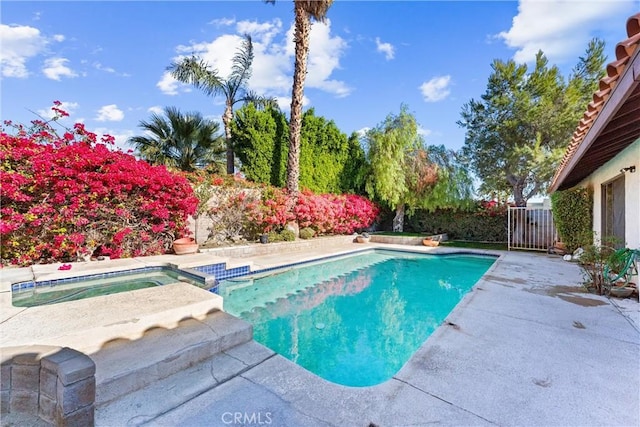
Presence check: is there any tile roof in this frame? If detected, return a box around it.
[549,13,640,192]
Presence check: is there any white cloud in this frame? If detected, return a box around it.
[42,57,77,80]
[36,100,79,119]
[147,105,164,115]
[53,34,65,42]
[356,127,370,138]
[497,0,634,63]
[94,62,115,73]
[163,17,350,101]
[375,37,395,60]
[419,75,451,102]
[305,19,351,97]
[157,71,186,95]
[95,104,124,122]
[417,125,432,137]
[209,17,236,27]
[93,127,136,153]
[0,24,48,78]
[275,94,310,112]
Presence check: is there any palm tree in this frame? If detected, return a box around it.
[128,106,225,173]
[280,0,334,197]
[168,34,277,175]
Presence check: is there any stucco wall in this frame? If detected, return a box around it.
[578,137,640,248]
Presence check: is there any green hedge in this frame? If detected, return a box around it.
[405,208,507,242]
[550,187,593,251]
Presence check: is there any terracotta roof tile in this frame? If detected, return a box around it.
[550,13,640,192]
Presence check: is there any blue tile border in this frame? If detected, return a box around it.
[11,266,216,294]
[203,248,499,295]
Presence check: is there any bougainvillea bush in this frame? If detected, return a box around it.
[1,105,198,266]
[203,178,380,243]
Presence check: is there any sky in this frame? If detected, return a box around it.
[1,0,638,153]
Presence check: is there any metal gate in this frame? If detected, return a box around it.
[508,207,557,251]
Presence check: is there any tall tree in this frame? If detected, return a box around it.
[275,0,334,197]
[168,34,277,174]
[299,108,349,193]
[339,132,367,194]
[128,106,224,173]
[458,40,606,206]
[365,106,472,232]
[231,103,288,186]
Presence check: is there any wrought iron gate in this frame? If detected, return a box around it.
[508,207,557,251]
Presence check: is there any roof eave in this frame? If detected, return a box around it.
[549,48,640,193]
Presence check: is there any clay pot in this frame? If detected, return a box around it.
[173,237,198,255]
[422,238,440,247]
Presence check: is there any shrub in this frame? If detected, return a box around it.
[267,230,283,242]
[1,104,197,266]
[205,187,260,244]
[299,227,315,239]
[280,229,296,241]
[550,188,593,252]
[405,201,508,242]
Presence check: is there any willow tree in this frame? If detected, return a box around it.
[365,106,473,232]
[168,34,276,174]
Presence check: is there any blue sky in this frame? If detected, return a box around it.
[1,1,638,153]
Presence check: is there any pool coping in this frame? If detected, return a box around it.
[147,247,640,427]
[2,242,638,426]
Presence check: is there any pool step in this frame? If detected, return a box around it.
[220,255,391,316]
[91,310,253,407]
[94,340,274,426]
[192,261,252,282]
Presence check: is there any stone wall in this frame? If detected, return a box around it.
[369,234,447,245]
[200,235,358,258]
[1,345,95,426]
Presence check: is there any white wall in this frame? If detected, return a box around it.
[579,137,640,248]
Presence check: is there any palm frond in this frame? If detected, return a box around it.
[240,91,280,110]
[299,0,333,22]
[230,34,254,85]
[168,56,224,96]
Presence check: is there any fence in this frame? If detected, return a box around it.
[508,207,557,251]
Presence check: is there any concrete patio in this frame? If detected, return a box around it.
[1,242,638,426]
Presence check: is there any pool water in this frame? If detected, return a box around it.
[219,250,495,387]
[12,268,207,307]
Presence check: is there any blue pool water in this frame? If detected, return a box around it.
[218,250,495,387]
[12,267,210,307]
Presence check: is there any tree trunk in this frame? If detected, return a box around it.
[392,203,405,232]
[507,173,527,207]
[512,184,526,207]
[286,1,310,198]
[223,103,234,175]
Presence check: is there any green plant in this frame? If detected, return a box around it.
[551,187,593,251]
[280,229,296,241]
[578,235,622,295]
[299,227,315,239]
[267,230,283,242]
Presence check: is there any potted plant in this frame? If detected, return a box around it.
[172,237,199,255]
[356,232,371,243]
[422,235,441,247]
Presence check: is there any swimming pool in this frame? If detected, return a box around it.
[11,266,212,307]
[218,249,496,387]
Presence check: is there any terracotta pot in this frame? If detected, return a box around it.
[422,238,439,247]
[173,237,198,255]
[356,236,370,243]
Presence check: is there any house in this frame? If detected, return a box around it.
[549,13,640,249]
